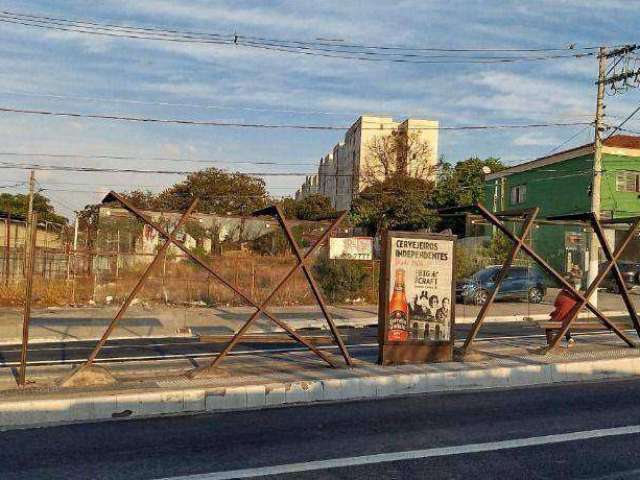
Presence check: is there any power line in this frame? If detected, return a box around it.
[0,151,316,167]
[0,10,601,64]
[544,124,593,156]
[31,180,301,191]
[2,10,606,54]
[0,106,593,131]
[0,90,366,118]
[616,126,640,135]
[39,187,288,198]
[605,103,640,139]
[0,160,312,176]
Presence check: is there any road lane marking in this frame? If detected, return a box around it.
[157,425,640,480]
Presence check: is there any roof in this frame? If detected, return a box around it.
[603,134,640,149]
[486,135,640,180]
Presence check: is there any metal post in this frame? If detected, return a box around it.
[18,213,37,387]
[545,216,640,351]
[490,208,632,348]
[81,200,199,367]
[115,229,120,300]
[274,206,352,365]
[461,208,539,354]
[207,214,345,369]
[449,204,637,351]
[591,216,640,337]
[3,214,10,286]
[106,192,340,370]
[588,47,607,309]
[43,221,48,278]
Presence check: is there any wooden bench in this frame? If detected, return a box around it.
[537,321,628,345]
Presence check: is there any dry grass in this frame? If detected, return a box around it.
[0,252,378,307]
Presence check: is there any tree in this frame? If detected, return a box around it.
[118,189,159,210]
[433,157,505,208]
[433,156,506,235]
[0,192,67,224]
[364,130,434,186]
[276,197,299,219]
[155,168,269,215]
[351,175,437,236]
[274,194,336,221]
[294,194,337,220]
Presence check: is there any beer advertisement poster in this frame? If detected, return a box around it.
[378,231,456,365]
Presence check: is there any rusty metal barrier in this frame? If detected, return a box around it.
[442,203,640,357]
[61,191,350,386]
[192,205,352,377]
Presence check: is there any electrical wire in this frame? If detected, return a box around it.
[0,10,602,64]
[544,125,593,156]
[0,151,316,167]
[605,103,640,139]
[0,90,370,118]
[0,160,312,176]
[2,10,608,54]
[30,180,300,191]
[0,106,593,131]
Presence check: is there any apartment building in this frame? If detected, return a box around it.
[296,116,439,211]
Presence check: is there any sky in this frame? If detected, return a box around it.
[0,0,639,220]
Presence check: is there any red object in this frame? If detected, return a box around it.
[388,329,409,342]
[550,289,579,322]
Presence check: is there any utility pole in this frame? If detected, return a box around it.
[71,212,79,305]
[27,170,35,222]
[587,47,607,307]
[23,170,36,278]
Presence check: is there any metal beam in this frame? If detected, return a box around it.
[461,208,539,354]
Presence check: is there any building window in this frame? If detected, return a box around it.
[616,171,640,192]
[510,185,527,205]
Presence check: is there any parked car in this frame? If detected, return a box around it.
[456,265,546,305]
[599,261,640,293]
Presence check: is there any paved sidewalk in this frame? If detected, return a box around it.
[0,288,636,345]
[2,328,640,430]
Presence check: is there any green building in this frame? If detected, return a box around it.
[483,135,640,274]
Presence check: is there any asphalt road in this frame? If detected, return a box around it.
[0,322,548,366]
[2,379,640,479]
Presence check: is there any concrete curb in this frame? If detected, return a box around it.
[2,355,640,431]
[0,311,630,346]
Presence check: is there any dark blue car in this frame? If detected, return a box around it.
[456,265,546,305]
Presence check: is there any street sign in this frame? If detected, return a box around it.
[378,231,456,365]
[329,237,373,260]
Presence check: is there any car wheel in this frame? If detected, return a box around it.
[528,287,544,304]
[611,283,621,294]
[473,289,489,306]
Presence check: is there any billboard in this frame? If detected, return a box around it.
[378,231,456,365]
[329,237,373,261]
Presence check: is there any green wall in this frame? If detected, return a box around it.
[483,151,640,270]
[483,153,597,273]
[484,154,594,217]
[601,153,640,218]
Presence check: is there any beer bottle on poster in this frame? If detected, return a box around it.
[388,269,409,341]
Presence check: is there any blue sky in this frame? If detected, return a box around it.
[0,0,639,219]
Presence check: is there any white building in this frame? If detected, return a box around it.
[298,115,439,210]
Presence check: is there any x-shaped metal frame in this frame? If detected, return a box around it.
[71,195,199,375]
[460,207,539,355]
[68,191,350,382]
[199,205,352,373]
[543,212,640,351]
[443,203,637,355]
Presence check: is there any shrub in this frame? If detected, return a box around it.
[313,257,370,303]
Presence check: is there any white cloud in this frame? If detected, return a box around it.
[512,132,557,147]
